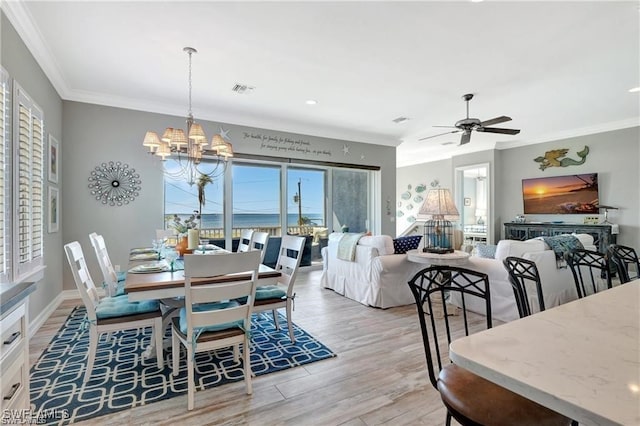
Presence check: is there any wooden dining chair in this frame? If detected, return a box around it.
[250,231,270,263]
[253,235,305,343]
[503,256,546,317]
[567,249,613,298]
[407,265,572,426]
[607,244,639,284]
[64,241,164,383]
[171,250,261,410]
[89,232,126,297]
[237,229,254,253]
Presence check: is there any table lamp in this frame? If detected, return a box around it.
[475,208,487,225]
[419,188,460,254]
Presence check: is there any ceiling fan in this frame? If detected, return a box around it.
[419,93,520,145]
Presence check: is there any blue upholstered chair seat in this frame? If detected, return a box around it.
[178,301,243,334]
[95,295,159,319]
[102,271,127,296]
[255,285,286,300]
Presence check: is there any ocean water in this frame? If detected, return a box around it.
[166,213,325,228]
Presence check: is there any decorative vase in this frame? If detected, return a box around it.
[176,235,188,257]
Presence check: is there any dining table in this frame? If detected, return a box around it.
[124,246,281,358]
[449,279,640,426]
[125,246,281,302]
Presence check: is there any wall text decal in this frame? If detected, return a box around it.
[243,132,332,158]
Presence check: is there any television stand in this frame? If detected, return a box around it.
[503,222,617,255]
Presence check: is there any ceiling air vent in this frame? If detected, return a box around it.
[392,116,410,124]
[232,83,254,94]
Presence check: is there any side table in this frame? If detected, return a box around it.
[406,249,470,266]
[406,249,470,318]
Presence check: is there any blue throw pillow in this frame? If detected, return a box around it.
[393,235,422,254]
[475,244,497,259]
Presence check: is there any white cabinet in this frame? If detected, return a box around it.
[0,290,31,412]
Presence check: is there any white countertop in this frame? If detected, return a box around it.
[450,280,640,426]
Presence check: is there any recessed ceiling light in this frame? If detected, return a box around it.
[629,87,640,93]
[470,0,484,3]
[392,116,410,124]
[305,99,318,105]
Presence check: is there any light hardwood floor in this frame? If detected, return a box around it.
[29,266,456,426]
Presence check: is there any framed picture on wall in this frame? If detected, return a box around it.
[464,197,471,206]
[48,135,59,183]
[48,186,59,233]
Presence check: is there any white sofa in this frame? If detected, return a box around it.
[321,233,423,308]
[450,234,596,322]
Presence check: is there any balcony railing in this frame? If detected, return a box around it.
[185,225,317,240]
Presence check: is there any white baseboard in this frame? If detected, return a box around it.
[28,289,85,338]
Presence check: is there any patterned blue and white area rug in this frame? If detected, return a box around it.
[30,307,335,425]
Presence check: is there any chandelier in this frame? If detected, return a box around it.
[142,47,233,185]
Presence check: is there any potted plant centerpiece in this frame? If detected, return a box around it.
[169,213,198,256]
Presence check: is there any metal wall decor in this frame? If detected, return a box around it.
[534,146,589,171]
[88,161,142,206]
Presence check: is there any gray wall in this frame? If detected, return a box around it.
[397,127,640,249]
[395,158,453,235]
[1,12,64,322]
[62,102,398,290]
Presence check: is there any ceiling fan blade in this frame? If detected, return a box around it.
[460,131,471,145]
[418,129,461,141]
[479,116,512,127]
[433,125,458,128]
[477,127,520,135]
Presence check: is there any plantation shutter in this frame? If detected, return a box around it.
[0,69,8,283]
[14,83,44,280]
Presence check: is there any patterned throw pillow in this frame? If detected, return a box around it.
[393,235,422,254]
[475,244,497,259]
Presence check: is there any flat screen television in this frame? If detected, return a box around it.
[522,173,599,214]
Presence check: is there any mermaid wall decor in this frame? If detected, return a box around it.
[534,146,589,171]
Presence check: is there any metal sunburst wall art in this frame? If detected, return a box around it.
[88,161,142,206]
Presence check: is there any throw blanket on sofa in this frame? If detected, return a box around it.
[337,233,365,261]
[542,235,584,268]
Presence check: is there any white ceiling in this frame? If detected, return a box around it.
[4,1,639,167]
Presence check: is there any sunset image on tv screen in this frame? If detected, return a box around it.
[522,173,599,214]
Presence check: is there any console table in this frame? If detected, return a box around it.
[503,222,617,254]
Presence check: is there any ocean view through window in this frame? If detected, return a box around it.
[164,156,374,243]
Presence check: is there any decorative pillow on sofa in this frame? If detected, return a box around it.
[475,244,497,259]
[393,235,422,254]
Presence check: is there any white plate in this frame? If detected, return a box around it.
[128,262,169,274]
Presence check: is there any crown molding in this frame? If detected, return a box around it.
[496,118,639,150]
[2,1,70,97]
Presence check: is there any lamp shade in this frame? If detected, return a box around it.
[170,128,188,149]
[188,122,207,144]
[142,131,160,150]
[418,188,460,220]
